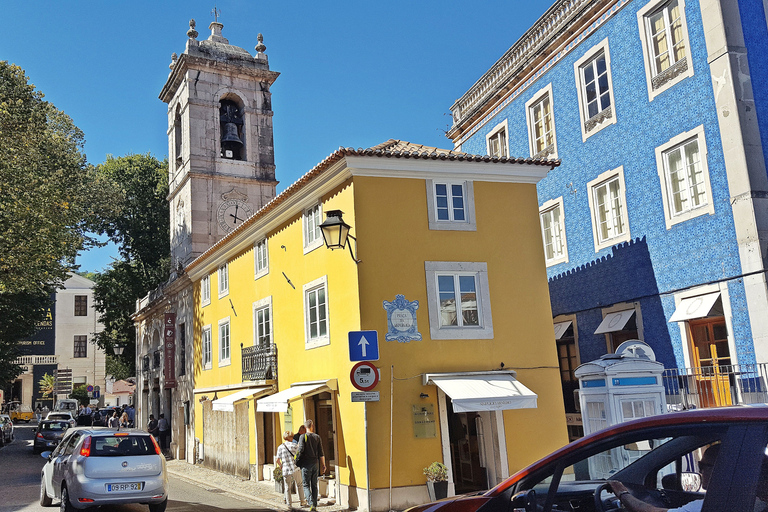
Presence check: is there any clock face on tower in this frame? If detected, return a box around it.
[217,199,253,233]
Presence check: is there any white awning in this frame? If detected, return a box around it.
[669,292,721,323]
[425,372,538,413]
[554,321,573,340]
[595,310,635,334]
[256,383,326,413]
[212,386,272,412]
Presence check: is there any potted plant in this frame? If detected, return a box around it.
[424,461,448,501]
[273,465,284,493]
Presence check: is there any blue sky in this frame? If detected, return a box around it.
[2,1,552,273]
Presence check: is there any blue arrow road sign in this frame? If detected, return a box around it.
[349,330,379,361]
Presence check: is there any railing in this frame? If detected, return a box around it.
[663,363,768,410]
[14,355,59,365]
[242,343,277,382]
[142,355,150,373]
[153,350,161,370]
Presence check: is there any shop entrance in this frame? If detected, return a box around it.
[309,392,336,471]
[445,400,490,494]
[689,316,732,407]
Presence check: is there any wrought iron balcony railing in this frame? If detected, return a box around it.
[663,363,768,410]
[242,343,277,382]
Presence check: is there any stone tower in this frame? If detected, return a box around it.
[160,19,280,267]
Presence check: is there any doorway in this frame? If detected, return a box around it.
[689,316,732,406]
[311,392,336,472]
[445,400,490,494]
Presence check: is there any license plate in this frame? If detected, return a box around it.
[107,483,143,492]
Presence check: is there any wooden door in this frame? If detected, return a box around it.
[689,317,732,407]
[202,400,250,478]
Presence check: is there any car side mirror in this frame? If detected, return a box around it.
[41,451,52,459]
[680,472,702,492]
[511,489,537,512]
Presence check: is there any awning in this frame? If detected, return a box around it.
[256,383,326,413]
[595,310,635,334]
[554,321,573,340]
[425,372,538,413]
[669,292,721,322]
[212,386,272,412]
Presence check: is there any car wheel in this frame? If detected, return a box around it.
[149,497,168,512]
[60,486,75,512]
[40,477,53,507]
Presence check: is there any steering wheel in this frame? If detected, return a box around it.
[594,482,622,512]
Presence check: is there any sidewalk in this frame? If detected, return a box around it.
[166,458,348,511]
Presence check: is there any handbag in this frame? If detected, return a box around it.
[294,434,308,467]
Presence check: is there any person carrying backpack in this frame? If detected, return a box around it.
[295,420,326,512]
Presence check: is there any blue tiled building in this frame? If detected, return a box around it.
[448,0,768,433]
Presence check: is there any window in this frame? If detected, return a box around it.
[656,126,714,228]
[73,335,87,358]
[303,204,323,253]
[595,303,643,354]
[202,325,212,369]
[425,180,476,231]
[303,276,329,348]
[254,239,268,279]
[219,98,244,160]
[179,323,186,376]
[539,197,568,266]
[587,167,630,251]
[574,38,616,140]
[201,275,211,306]
[253,297,272,346]
[637,0,693,100]
[425,262,493,340]
[174,105,182,166]
[486,120,509,158]
[74,295,88,316]
[525,84,558,159]
[218,318,231,365]
[218,263,229,298]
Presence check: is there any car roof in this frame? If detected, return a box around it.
[65,427,150,437]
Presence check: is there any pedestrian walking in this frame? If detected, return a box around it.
[277,431,307,509]
[295,420,326,512]
[108,411,120,429]
[120,411,130,429]
[147,414,159,440]
[127,404,135,427]
[157,413,169,452]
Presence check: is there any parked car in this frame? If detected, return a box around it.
[44,411,77,428]
[33,420,70,453]
[406,405,768,512]
[7,401,34,423]
[40,427,168,511]
[91,407,119,427]
[0,415,13,446]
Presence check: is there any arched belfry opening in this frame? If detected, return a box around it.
[219,97,245,160]
[174,104,182,167]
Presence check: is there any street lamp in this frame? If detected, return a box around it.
[113,343,126,356]
[319,210,360,263]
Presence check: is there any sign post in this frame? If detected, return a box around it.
[349,360,379,512]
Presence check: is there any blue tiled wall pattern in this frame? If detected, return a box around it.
[460,0,760,367]
[738,0,768,169]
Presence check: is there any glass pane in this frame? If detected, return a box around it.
[596,54,607,76]
[583,64,594,84]
[438,275,457,326]
[598,74,609,94]
[459,275,478,326]
[586,81,597,103]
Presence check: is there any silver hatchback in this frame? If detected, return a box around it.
[39,427,168,511]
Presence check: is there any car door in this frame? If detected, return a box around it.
[52,432,81,494]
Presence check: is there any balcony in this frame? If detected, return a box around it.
[663,363,768,409]
[242,343,277,382]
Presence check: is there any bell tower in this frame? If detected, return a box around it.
[160,18,280,266]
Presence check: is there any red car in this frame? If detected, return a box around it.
[406,406,768,512]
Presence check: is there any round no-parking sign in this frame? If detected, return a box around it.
[350,362,379,391]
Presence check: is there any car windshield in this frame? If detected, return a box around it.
[41,422,68,431]
[91,436,156,457]
[49,414,69,420]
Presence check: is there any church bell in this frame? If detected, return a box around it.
[221,122,243,149]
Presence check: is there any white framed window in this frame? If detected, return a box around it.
[425,180,476,231]
[218,317,231,366]
[254,238,269,279]
[587,167,631,251]
[539,197,568,266]
[655,125,714,229]
[201,274,211,306]
[485,120,509,158]
[303,276,329,349]
[525,83,558,160]
[303,203,324,253]
[202,325,212,370]
[574,38,617,141]
[253,296,272,347]
[425,261,493,340]
[637,0,693,101]
[218,263,229,298]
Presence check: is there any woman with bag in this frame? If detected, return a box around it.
[276,431,307,508]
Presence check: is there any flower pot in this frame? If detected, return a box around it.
[427,480,448,501]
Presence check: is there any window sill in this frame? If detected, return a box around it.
[305,336,330,350]
[429,326,494,341]
[219,360,231,368]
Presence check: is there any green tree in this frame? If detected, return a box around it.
[69,384,89,406]
[91,154,170,374]
[105,354,131,382]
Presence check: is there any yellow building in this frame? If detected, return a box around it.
[188,140,568,511]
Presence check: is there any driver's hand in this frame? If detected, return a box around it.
[608,480,629,496]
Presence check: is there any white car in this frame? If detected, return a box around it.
[45,411,77,428]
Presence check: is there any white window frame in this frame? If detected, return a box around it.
[425,261,493,340]
[218,317,231,366]
[524,83,558,159]
[202,324,212,370]
[253,296,273,347]
[573,38,617,141]
[587,166,631,252]
[637,0,694,101]
[600,302,644,354]
[539,197,569,267]
[218,263,229,298]
[303,203,324,254]
[425,180,477,231]
[485,119,509,158]
[655,125,714,229]
[254,238,269,279]
[303,276,329,349]
[201,274,211,307]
